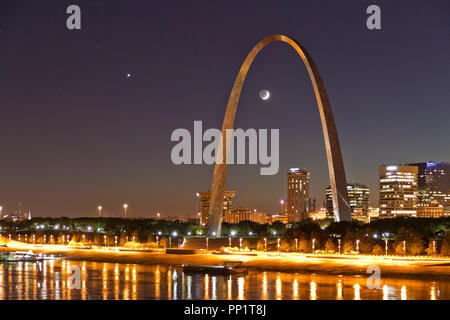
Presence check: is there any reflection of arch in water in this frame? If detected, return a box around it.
[207,35,352,236]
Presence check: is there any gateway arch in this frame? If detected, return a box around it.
[206,35,352,237]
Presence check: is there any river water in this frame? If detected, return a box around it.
[0,260,448,300]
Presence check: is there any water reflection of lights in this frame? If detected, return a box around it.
[401,286,407,300]
[227,276,232,299]
[310,281,317,300]
[211,276,217,300]
[337,281,343,300]
[203,274,210,299]
[167,269,172,300]
[430,283,436,300]
[173,270,178,300]
[155,265,160,299]
[353,283,360,300]
[1,258,449,300]
[187,275,192,300]
[238,277,244,300]
[383,284,389,300]
[275,275,282,300]
[293,279,299,299]
[262,272,268,299]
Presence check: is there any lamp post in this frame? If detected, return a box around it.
[123,204,128,219]
[385,239,388,256]
[277,238,280,252]
[295,238,298,252]
[240,238,243,250]
[228,237,231,247]
[98,206,102,217]
[156,212,160,220]
[356,239,360,253]
[206,237,209,250]
[264,237,267,252]
[104,235,107,246]
[312,239,316,252]
[433,240,436,256]
[338,239,341,254]
[115,235,118,247]
[403,240,406,255]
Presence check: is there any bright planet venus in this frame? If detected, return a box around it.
[259,89,270,101]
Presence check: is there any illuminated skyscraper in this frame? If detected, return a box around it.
[287,168,310,223]
[326,183,370,219]
[379,165,418,218]
[196,191,235,226]
[407,161,450,217]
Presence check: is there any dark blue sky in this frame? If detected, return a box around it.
[0,0,449,218]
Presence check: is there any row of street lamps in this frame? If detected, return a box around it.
[97,204,128,218]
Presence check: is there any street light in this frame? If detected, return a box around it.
[123,204,128,219]
[277,238,280,252]
[295,238,298,252]
[206,237,209,250]
[264,238,267,252]
[385,239,388,256]
[240,238,243,250]
[338,239,341,254]
[228,237,232,247]
[356,239,360,253]
[403,240,406,255]
[98,206,102,217]
[156,212,160,220]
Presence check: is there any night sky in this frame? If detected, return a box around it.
[0,1,449,218]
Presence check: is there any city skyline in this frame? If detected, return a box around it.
[0,1,449,218]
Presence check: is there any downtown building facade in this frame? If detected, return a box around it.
[379,165,419,218]
[326,183,370,221]
[287,168,310,223]
[196,191,235,225]
[407,162,450,217]
[379,162,450,219]
[224,207,267,224]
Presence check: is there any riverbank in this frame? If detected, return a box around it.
[3,241,450,281]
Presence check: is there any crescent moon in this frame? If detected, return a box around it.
[259,90,270,101]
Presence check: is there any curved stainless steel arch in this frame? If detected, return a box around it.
[206,35,352,236]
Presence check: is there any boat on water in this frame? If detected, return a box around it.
[0,250,61,262]
[182,261,247,276]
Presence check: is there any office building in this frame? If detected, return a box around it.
[287,168,310,222]
[379,165,418,218]
[196,191,235,225]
